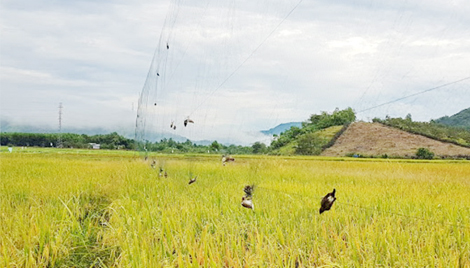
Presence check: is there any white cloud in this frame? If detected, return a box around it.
[1,0,469,143]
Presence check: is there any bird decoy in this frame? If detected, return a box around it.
[320,189,336,214]
[184,118,194,127]
[157,72,160,76]
[164,171,168,178]
[188,176,197,184]
[166,43,169,49]
[150,160,156,169]
[222,155,235,165]
[244,185,254,198]
[241,196,254,210]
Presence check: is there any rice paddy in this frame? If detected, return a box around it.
[1,147,469,267]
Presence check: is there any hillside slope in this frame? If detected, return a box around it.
[322,122,470,158]
[434,107,470,129]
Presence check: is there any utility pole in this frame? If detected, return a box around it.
[58,102,63,148]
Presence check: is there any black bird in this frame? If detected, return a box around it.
[243,185,254,198]
[167,43,169,49]
[320,189,336,214]
[188,176,197,184]
[184,118,194,127]
[157,72,160,76]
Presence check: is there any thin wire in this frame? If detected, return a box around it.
[257,186,470,230]
[357,76,470,113]
[189,0,305,116]
[336,201,470,230]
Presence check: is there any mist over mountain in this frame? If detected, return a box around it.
[260,122,302,136]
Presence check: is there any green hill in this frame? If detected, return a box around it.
[272,125,344,155]
[269,108,355,155]
[270,107,470,157]
[434,108,470,130]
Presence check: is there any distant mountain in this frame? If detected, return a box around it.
[261,122,302,136]
[434,108,470,130]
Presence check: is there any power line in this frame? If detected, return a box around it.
[357,76,470,113]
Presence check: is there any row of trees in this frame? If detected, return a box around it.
[0,132,264,154]
[138,139,254,154]
[1,132,134,150]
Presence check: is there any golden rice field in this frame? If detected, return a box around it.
[1,147,469,267]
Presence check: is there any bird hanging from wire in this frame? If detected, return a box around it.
[241,196,254,210]
[241,185,255,210]
[244,185,254,198]
[222,155,235,166]
[184,118,194,127]
[150,160,156,169]
[320,189,336,214]
[188,176,197,185]
[166,43,169,49]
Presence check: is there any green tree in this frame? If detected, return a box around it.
[416,148,434,159]
[210,141,221,151]
[252,142,267,154]
[295,133,325,155]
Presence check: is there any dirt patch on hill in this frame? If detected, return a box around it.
[321,122,470,158]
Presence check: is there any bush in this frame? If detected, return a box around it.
[416,148,434,159]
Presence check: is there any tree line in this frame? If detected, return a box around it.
[0,132,262,154]
[1,108,357,155]
[1,132,134,150]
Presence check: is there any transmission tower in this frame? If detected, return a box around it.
[58,102,63,148]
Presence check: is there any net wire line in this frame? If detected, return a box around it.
[188,0,305,117]
[137,0,305,147]
[356,75,470,114]
[256,186,470,230]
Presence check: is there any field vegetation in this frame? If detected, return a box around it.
[1,147,469,267]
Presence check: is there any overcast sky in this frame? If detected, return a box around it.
[1,0,469,144]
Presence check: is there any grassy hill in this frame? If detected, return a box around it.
[272,125,344,155]
[434,108,470,130]
[270,108,470,158]
[373,117,470,147]
[322,122,470,158]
